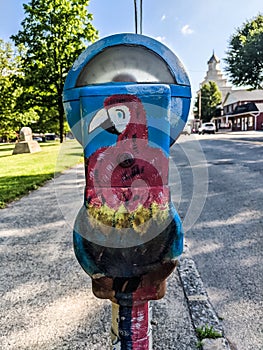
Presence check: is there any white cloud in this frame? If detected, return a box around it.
[181,24,194,35]
[161,14,166,21]
[155,36,166,44]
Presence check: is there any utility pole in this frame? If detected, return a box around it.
[198,86,202,120]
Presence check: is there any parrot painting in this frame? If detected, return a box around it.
[73,93,183,300]
[86,94,169,216]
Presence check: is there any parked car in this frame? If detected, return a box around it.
[33,136,43,142]
[198,122,216,135]
[45,133,56,141]
[181,123,191,135]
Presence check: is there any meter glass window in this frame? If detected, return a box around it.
[76,45,176,86]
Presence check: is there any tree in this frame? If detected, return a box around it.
[0,39,17,140]
[0,39,39,141]
[224,14,263,89]
[195,81,222,123]
[11,0,98,142]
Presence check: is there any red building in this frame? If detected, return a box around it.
[214,89,263,131]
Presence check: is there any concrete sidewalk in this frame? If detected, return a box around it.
[0,164,230,350]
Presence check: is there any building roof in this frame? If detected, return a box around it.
[207,51,220,64]
[255,102,263,112]
[226,102,263,118]
[232,102,257,114]
[224,89,263,105]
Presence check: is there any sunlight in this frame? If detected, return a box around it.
[1,290,107,349]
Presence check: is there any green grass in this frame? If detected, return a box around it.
[0,140,83,208]
[196,324,222,341]
[196,325,222,348]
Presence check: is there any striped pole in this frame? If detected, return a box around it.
[111,301,152,349]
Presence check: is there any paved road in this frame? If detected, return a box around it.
[173,132,263,350]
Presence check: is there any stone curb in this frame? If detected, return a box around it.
[177,258,231,350]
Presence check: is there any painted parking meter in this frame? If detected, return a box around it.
[63,33,191,349]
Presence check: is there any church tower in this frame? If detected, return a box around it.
[201,51,232,103]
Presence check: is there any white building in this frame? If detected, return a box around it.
[201,51,232,103]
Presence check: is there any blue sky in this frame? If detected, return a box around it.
[0,0,262,99]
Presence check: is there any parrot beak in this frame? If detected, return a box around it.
[89,107,119,134]
[89,108,110,133]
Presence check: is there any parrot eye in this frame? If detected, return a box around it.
[117,109,125,119]
[108,105,131,133]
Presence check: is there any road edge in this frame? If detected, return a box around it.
[177,258,231,350]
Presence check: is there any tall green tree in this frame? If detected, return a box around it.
[11,0,98,142]
[0,39,16,140]
[224,14,263,89]
[195,81,222,123]
[0,39,39,140]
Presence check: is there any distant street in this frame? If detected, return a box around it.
[173,131,263,350]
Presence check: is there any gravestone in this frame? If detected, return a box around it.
[12,127,41,155]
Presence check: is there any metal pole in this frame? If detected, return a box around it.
[134,0,138,34]
[198,88,201,120]
[111,301,152,349]
[134,0,143,34]
[140,0,143,34]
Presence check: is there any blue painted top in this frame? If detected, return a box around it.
[63,33,191,91]
[63,33,191,146]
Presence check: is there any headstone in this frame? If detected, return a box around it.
[12,127,41,155]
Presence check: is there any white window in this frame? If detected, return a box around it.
[248,117,253,127]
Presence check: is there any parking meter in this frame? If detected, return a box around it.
[63,33,191,347]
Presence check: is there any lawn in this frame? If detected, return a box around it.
[0,140,83,208]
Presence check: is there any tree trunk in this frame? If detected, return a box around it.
[58,94,64,143]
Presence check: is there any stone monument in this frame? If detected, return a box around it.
[12,127,41,155]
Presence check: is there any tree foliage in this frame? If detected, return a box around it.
[0,39,39,140]
[11,0,98,142]
[0,40,16,139]
[225,14,263,89]
[195,81,222,123]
